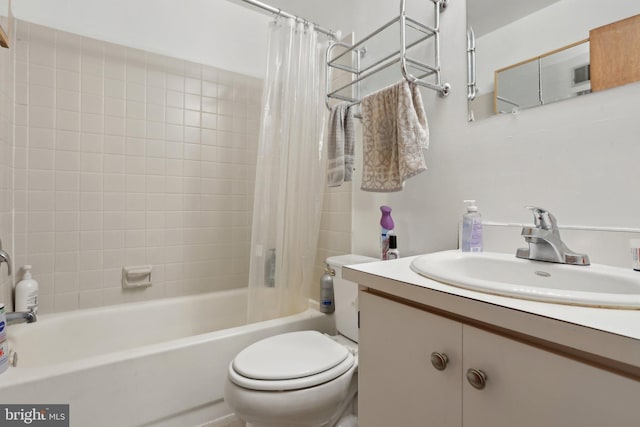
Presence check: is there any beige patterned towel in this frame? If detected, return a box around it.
[360,81,429,192]
[327,104,355,187]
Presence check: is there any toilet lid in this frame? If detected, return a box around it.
[229,331,355,391]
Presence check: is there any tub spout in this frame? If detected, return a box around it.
[0,238,11,276]
[6,308,37,325]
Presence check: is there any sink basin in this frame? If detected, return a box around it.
[410,250,640,309]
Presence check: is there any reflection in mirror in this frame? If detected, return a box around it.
[494,40,590,114]
[467,0,640,122]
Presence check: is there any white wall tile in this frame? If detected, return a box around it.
[58,89,81,112]
[82,93,104,114]
[126,82,145,102]
[56,130,80,151]
[56,109,80,131]
[15,23,261,313]
[105,97,125,117]
[82,74,103,95]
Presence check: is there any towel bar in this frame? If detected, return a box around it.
[325,0,451,115]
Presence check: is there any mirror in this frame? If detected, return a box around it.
[494,39,590,114]
[467,0,640,121]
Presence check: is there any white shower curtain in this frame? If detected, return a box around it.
[247,18,328,323]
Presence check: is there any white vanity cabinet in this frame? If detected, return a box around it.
[359,291,640,427]
[359,290,463,427]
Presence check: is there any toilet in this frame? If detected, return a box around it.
[224,254,377,427]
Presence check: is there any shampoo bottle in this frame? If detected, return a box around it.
[15,265,38,313]
[380,206,395,260]
[319,266,335,314]
[461,200,483,252]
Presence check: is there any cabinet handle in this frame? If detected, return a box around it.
[466,368,487,390]
[430,352,449,371]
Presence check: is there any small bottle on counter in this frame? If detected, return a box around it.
[387,235,400,260]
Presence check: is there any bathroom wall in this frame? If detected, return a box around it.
[476,0,640,94]
[346,0,640,264]
[313,35,356,293]
[16,0,639,281]
[12,21,261,313]
[0,11,15,310]
[7,1,357,312]
[13,0,272,78]
[258,0,640,265]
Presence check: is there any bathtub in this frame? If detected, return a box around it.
[0,288,334,427]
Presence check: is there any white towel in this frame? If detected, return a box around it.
[360,81,429,192]
[327,104,355,187]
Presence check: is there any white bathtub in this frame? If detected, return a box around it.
[0,288,334,427]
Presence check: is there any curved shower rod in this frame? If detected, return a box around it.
[238,0,338,39]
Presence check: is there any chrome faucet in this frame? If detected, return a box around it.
[0,238,11,276]
[6,308,37,325]
[516,206,590,266]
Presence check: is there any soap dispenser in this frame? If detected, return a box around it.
[461,200,483,252]
[15,265,38,313]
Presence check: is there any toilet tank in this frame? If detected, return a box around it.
[326,254,378,343]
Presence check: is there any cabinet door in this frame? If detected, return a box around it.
[463,325,640,427]
[359,291,463,427]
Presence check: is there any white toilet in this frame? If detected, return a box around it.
[224,254,377,427]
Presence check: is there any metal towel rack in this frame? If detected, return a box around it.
[325,0,451,113]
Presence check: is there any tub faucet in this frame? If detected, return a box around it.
[6,308,37,325]
[0,238,11,276]
[516,206,590,266]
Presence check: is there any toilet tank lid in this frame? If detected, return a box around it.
[326,254,378,269]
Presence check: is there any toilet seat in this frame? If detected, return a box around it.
[229,331,355,391]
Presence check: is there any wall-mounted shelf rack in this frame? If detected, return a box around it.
[325,0,451,112]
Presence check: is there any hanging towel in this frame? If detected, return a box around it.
[327,103,355,187]
[360,80,429,192]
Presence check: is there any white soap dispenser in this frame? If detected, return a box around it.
[15,265,38,313]
[461,200,483,252]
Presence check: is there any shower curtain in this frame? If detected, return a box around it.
[247,18,328,323]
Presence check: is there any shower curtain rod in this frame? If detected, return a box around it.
[239,0,337,39]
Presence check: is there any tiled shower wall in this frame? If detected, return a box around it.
[13,21,261,313]
[0,14,15,310]
[312,35,355,296]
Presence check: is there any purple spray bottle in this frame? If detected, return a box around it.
[380,206,395,260]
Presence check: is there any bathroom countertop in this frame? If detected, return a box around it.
[344,256,640,372]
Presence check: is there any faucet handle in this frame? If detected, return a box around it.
[525,206,557,230]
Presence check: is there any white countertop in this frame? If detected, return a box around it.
[344,256,640,370]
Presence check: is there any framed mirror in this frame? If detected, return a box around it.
[494,39,590,114]
[467,0,640,121]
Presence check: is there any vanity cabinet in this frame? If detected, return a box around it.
[359,291,640,427]
[358,290,463,426]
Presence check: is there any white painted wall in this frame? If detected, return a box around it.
[15,0,640,266]
[13,0,272,78]
[237,0,358,40]
[341,0,640,264]
[476,0,640,93]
